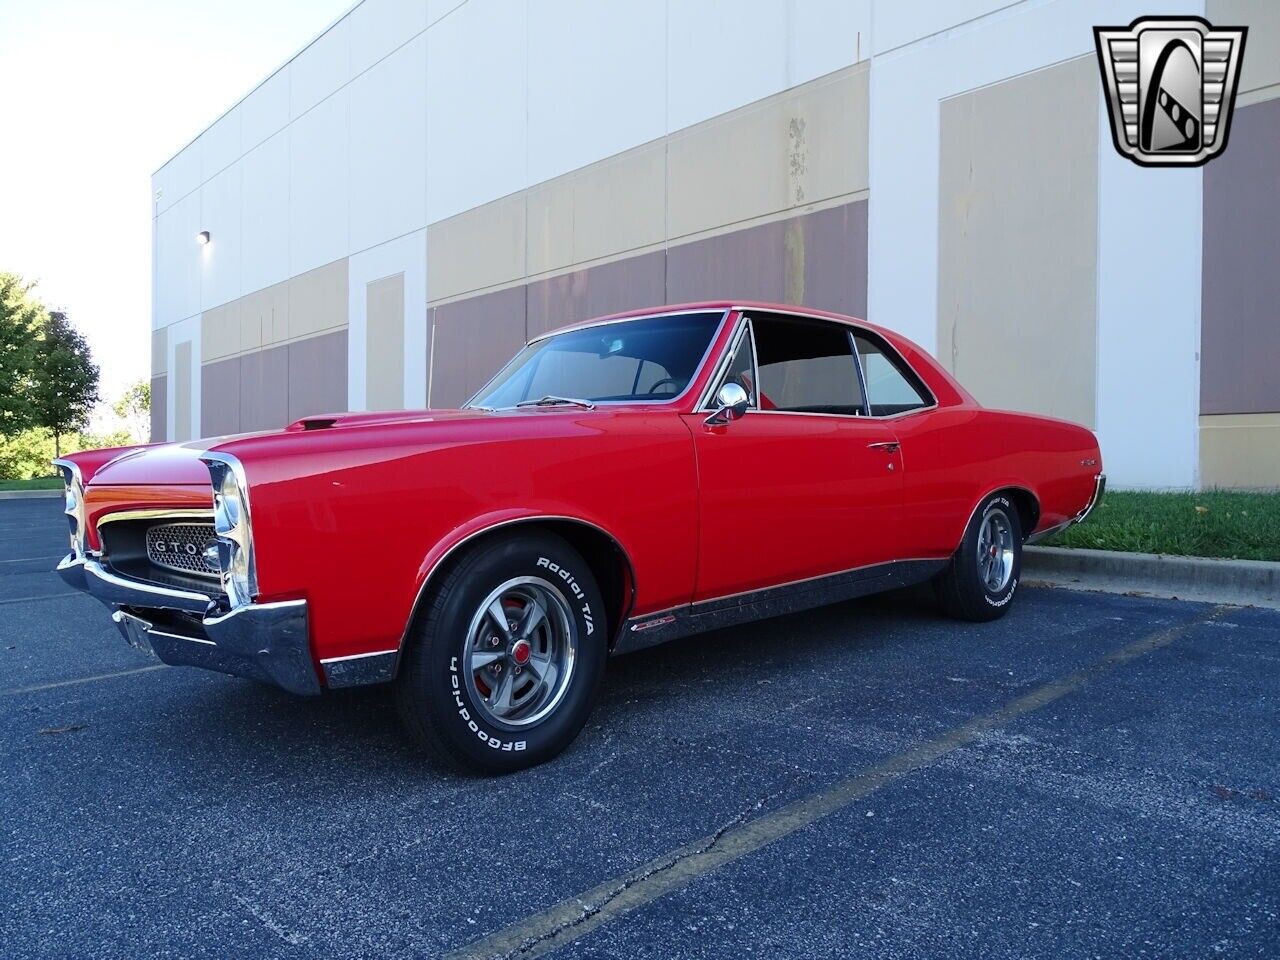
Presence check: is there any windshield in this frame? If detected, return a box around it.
[468,311,724,409]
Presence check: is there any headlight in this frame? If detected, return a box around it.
[201,452,257,609]
[52,459,86,559]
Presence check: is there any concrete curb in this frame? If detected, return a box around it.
[1024,545,1280,609]
[0,489,62,501]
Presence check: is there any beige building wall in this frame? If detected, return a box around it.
[937,56,1098,428]
[365,273,406,411]
[1200,415,1280,489]
[425,63,870,307]
[172,340,192,443]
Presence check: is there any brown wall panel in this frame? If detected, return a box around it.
[526,250,666,337]
[239,344,290,433]
[796,200,869,318]
[150,376,166,442]
[200,357,242,438]
[288,329,349,422]
[666,219,788,306]
[1201,98,1280,415]
[429,286,527,408]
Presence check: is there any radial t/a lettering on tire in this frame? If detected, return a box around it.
[934,493,1023,622]
[395,531,607,774]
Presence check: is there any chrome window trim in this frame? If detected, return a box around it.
[698,316,755,412]
[464,308,731,411]
[724,307,938,421]
[693,312,748,411]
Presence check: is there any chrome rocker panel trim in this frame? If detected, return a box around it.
[615,557,948,655]
[57,554,320,696]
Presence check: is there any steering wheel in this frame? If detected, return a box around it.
[646,377,683,395]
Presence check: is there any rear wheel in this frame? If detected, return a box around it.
[395,531,607,774]
[935,493,1022,622]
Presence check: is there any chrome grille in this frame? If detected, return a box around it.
[146,523,219,578]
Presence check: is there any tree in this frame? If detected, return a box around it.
[0,272,43,435]
[29,310,99,458]
[112,378,151,443]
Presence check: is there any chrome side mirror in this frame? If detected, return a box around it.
[705,381,750,426]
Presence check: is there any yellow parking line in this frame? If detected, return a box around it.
[446,606,1226,960]
[1,665,166,696]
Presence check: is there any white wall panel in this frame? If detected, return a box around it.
[198,164,242,310]
[241,67,291,152]
[347,229,428,409]
[240,130,291,294]
[165,314,201,443]
[427,0,466,26]
[288,89,350,277]
[667,0,788,131]
[872,0,1022,56]
[1096,115,1201,489]
[426,0,528,223]
[527,0,666,185]
[868,0,1204,487]
[349,34,428,252]
[200,107,242,182]
[290,16,351,119]
[154,140,201,215]
[788,0,870,83]
[155,192,202,327]
[349,0,428,76]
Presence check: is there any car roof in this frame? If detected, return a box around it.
[535,300,902,344]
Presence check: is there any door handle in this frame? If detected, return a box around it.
[867,441,900,453]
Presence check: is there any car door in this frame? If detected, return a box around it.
[681,312,904,603]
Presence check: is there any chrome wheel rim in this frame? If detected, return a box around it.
[977,508,1015,593]
[463,576,577,729]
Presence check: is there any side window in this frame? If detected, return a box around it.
[854,334,931,416]
[751,316,866,415]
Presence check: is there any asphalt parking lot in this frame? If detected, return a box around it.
[2,497,1277,959]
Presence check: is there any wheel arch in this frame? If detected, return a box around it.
[395,516,637,675]
[959,485,1041,547]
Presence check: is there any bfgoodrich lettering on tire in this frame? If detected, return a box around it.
[395,531,607,773]
[934,494,1023,622]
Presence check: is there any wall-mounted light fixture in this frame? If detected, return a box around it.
[197,231,210,246]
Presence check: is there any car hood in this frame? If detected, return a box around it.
[81,409,517,487]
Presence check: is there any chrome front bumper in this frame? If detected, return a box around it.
[57,555,320,695]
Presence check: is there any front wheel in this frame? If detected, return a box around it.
[395,532,607,774]
[934,494,1022,622]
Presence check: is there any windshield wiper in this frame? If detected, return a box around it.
[465,404,497,412]
[515,395,597,410]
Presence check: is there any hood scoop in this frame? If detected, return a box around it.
[293,417,339,431]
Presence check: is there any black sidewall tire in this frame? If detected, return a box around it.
[397,532,607,774]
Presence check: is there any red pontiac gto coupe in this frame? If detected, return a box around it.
[56,303,1103,772]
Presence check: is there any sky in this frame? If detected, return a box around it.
[0,0,354,406]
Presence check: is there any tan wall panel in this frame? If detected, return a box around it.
[572,142,666,263]
[1200,413,1280,488]
[366,273,406,410]
[241,281,289,348]
[151,328,168,377]
[200,300,241,362]
[173,340,192,443]
[428,193,526,302]
[667,65,868,241]
[1210,1,1280,97]
[288,258,348,340]
[937,56,1098,428]
[526,176,576,277]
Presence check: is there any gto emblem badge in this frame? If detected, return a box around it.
[1094,16,1247,167]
